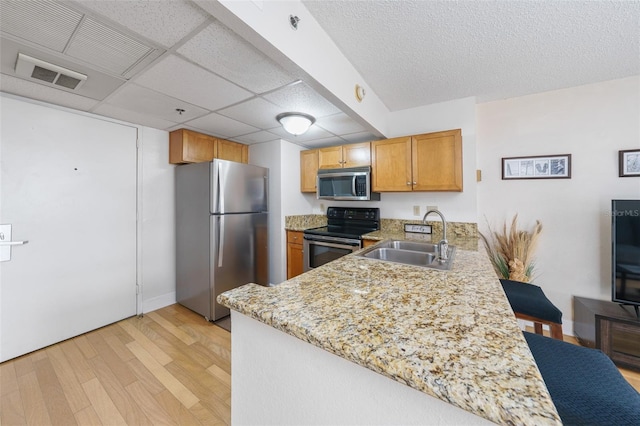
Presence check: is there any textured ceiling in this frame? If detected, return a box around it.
[303,0,640,111]
[1,0,638,149]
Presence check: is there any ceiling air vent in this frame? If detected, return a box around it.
[15,53,87,90]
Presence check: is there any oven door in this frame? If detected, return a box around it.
[303,235,361,272]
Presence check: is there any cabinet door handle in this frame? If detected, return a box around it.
[413,181,417,185]
[406,182,411,185]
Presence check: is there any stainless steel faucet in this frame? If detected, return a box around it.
[422,209,449,262]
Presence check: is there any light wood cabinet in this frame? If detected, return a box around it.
[318,142,371,169]
[286,230,304,279]
[371,129,462,192]
[412,129,462,191]
[362,239,378,248]
[170,129,248,165]
[300,149,319,193]
[170,129,216,164]
[217,138,249,163]
[371,136,413,191]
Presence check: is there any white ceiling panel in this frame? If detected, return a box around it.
[93,103,178,129]
[65,17,154,75]
[135,55,253,111]
[185,112,259,138]
[263,82,341,118]
[218,97,285,130]
[230,130,282,145]
[314,113,366,135]
[0,73,99,111]
[0,0,82,52]
[105,83,208,123]
[298,136,349,149]
[72,0,209,48]
[177,20,296,94]
[268,123,335,143]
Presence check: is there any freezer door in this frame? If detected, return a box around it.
[210,212,268,320]
[211,159,268,214]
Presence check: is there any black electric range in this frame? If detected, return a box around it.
[303,207,380,241]
[302,207,380,271]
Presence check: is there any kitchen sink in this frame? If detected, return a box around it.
[374,240,439,253]
[355,240,455,270]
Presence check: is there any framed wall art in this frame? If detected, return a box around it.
[502,154,571,180]
[619,149,640,177]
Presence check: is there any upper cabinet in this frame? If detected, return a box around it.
[169,129,248,165]
[318,142,371,169]
[217,138,249,164]
[300,149,319,193]
[371,129,462,192]
[412,129,462,191]
[370,136,413,192]
[170,129,216,164]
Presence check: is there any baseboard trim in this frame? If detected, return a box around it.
[142,291,176,313]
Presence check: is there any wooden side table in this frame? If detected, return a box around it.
[573,296,640,372]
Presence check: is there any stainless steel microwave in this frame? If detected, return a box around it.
[316,166,381,201]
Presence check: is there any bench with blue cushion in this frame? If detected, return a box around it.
[524,331,640,425]
[501,278,564,339]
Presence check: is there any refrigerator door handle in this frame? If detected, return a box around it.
[217,215,224,268]
[218,162,225,213]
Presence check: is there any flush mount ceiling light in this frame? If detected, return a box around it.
[276,112,316,136]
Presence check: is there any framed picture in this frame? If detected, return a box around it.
[502,154,571,180]
[619,149,640,177]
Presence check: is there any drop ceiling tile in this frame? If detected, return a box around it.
[74,0,209,48]
[105,83,208,123]
[0,1,82,52]
[135,55,252,111]
[177,21,295,93]
[315,113,366,135]
[93,103,178,130]
[184,112,259,138]
[218,97,284,129]
[0,73,98,111]
[298,136,348,149]
[268,123,334,143]
[231,130,281,145]
[263,82,340,118]
[66,17,154,75]
[341,132,380,144]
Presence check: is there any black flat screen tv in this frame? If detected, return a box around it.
[612,200,640,315]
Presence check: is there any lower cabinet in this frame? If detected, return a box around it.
[362,239,378,248]
[287,230,304,279]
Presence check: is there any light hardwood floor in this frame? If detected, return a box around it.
[0,304,231,425]
[1,306,639,426]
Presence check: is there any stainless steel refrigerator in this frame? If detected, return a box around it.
[176,159,269,321]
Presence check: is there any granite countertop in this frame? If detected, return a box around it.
[218,239,561,425]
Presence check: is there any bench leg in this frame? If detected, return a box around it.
[550,323,564,340]
[534,322,543,335]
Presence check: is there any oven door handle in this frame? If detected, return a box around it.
[304,238,360,251]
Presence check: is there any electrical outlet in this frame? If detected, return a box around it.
[426,205,438,212]
[413,205,420,216]
[320,203,325,212]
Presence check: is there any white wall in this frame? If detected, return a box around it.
[477,76,640,334]
[139,127,177,312]
[304,97,479,222]
[250,139,313,284]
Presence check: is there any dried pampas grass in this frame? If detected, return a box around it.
[480,214,542,283]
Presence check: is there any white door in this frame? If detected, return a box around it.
[0,95,137,362]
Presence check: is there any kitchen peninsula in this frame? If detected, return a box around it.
[218,239,561,425]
